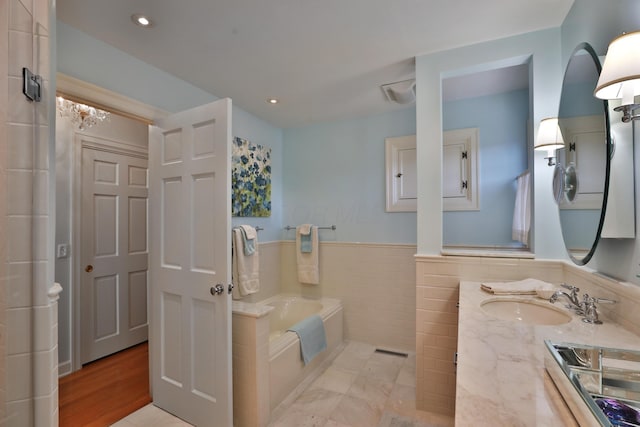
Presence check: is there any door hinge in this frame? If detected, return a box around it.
[461,151,468,159]
[569,142,576,152]
[461,180,468,190]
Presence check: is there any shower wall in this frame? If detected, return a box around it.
[4,0,57,425]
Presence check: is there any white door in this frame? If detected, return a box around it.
[149,99,232,426]
[80,144,149,363]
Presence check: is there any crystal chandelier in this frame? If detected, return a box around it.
[56,96,110,130]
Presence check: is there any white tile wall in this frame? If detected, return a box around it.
[280,241,417,353]
[3,0,57,425]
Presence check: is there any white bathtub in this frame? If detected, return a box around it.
[259,294,343,411]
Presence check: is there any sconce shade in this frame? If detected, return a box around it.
[594,31,640,103]
[535,117,564,151]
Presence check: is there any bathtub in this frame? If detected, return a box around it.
[259,294,343,412]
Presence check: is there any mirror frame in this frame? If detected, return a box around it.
[557,42,612,266]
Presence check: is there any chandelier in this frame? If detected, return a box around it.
[56,96,110,130]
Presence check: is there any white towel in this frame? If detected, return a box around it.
[232,228,260,299]
[512,171,531,245]
[296,225,319,284]
[480,278,554,295]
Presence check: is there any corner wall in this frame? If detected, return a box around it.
[4,0,57,424]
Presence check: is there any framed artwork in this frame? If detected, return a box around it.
[232,136,271,217]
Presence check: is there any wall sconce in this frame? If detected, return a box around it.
[535,117,565,166]
[594,31,640,123]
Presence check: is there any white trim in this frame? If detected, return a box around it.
[58,360,73,378]
[56,73,169,123]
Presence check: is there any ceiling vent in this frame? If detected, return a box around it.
[381,79,416,104]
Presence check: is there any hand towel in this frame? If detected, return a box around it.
[287,315,327,365]
[231,228,260,299]
[299,224,313,253]
[296,225,319,284]
[238,225,257,255]
[512,171,531,245]
[480,278,554,295]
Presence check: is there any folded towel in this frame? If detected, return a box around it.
[300,225,313,253]
[232,228,260,299]
[480,278,554,295]
[238,225,257,255]
[296,225,319,284]
[287,315,327,365]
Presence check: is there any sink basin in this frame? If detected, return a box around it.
[480,298,572,325]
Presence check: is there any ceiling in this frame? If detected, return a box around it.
[57,0,574,128]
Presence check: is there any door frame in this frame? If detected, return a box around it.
[58,73,168,372]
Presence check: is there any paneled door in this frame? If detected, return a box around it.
[149,99,232,426]
[80,143,149,364]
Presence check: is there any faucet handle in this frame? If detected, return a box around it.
[561,283,580,293]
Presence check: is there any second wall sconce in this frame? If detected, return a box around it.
[535,117,565,166]
[594,30,640,123]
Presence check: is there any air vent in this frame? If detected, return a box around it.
[374,348,408,358]
[381,79,416,104]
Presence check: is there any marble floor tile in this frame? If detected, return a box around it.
[346,374,394,406]
[269,408,327,427]
[110,404,191,426]
[385,383,419,419]
[115,342,454,427]
[360,353,404,383]
[329,394,384,427]
[289,387,344,418]
[309,366,358,394]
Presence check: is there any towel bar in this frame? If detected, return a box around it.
[284,225,336,231]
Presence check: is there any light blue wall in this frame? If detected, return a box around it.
[282,108,417,244]
[415,28,566,257]
[560,0,640,283]
[57,21,284,242]
[442,89,529,247]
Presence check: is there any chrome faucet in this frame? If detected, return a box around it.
[549,283,617,324]
[581,294,616,324]
[549,283,583,313]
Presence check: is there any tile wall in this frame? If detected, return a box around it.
[4,0,56,425]
[280,241,417,353]
[415,255,640,417]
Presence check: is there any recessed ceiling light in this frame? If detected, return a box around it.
[267,98,279,104]
[131,14,153,28]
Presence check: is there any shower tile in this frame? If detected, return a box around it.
[385,384,419,419]
[8,76,33,124]
[7,170,33,215]
[9,0,32,32]
[8,29,31,77]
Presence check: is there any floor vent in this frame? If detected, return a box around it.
[374,348,408,358]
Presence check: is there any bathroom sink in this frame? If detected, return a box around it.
[480,298,572,325]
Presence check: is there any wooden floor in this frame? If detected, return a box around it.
[59,342,151,427]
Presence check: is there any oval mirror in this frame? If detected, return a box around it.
[556,42,611,265]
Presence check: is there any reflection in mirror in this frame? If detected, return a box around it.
[442,62,531,251]
[556,42,610,265]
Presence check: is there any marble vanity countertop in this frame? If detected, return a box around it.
[455,281,640,426]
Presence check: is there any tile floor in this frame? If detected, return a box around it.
[111,341,454,427]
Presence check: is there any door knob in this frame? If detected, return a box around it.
[210,284,224,295]
[85,265,94,273]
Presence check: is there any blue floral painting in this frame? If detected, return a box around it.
[232,137,271,217]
